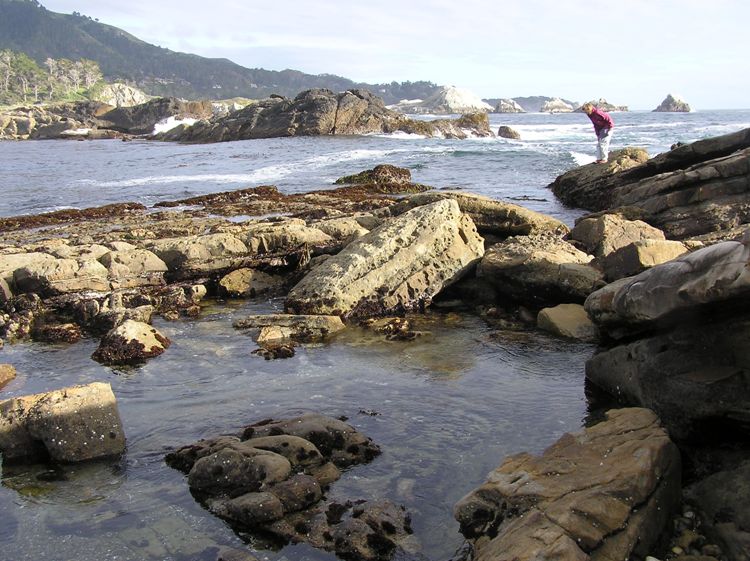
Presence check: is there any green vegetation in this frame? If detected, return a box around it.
[0,0,441,103]
[0,48,102,104]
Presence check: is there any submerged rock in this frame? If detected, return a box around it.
[165,413,408,560]
[454,408,681,561]
[0,382,126,463]
[496,125,521,139]
[91,319,171,365]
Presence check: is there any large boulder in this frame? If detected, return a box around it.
[99,248,168,288]
[477,233,605,307]
[285,199,484,318]
[585,236,750,334]
[13,257,110,296]
[598,238,690,281]
[0,382,126,463]
[537,303,598,342]
[570,214,666,258]
[454,408,681,561]
[218,268,284,298]
[91,319,171,365]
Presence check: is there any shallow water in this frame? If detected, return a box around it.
[0,298,594,561]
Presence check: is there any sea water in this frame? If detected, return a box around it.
[0,110,748,561]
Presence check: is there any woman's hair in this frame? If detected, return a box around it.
[581,103,594,112]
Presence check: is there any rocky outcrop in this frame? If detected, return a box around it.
[570,214,666,258]
[395,86,493,114]
[334,164,411,185]
[548,148,651,211]
[91,319,171,365]
[493,99,525,113]
[0,382,126,463]
[584,236,750,438]
[97,97,214,135]
[477,233,605,307]
[157,89,493,143]
[91,83,151,107]
[540,97,574,113]
[454,407,681,561]
[577,98,628,112]
[285,199,484,318]
[165,413,410,560]
[654,94,691,112]
[549,128,750,241]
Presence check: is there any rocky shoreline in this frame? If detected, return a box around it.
[1,128,749,561]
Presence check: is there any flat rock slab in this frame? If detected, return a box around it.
[454,408,681,561]
[0,381,126,463]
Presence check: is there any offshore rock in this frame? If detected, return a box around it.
[496,125,521,139]
[477,233,605,307]
[540,97,574,112]
[454,408,681,561]
[494,99,525,113]
[91,319,171,365]
[654,94,691,112]
[0,382,126,463]
[156,89,493,142]
[335,164,411,185]
[165,414,405,560]
[285,199,484,318]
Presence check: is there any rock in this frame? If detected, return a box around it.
[285,199,484,318]
[0,252,60,286]
[0,364,16,389]
[540,97,574,112]
[570,213,666,258]
[494,99,525,113]
[149,233,249,279]
[686,460,750,561]
[13,257,110,296]
[496,125,521,139]
[32,322,82,344]
[549,128,750,239]
[244,219,333,254]
[0,382,126,463]
[477,233,605,307]
[599,238,690,281]
[578,98,628,112]
[97,97,214,135]
[537,303,598,342]
[384,191,569,238]
[585,315,750,440]
[99,248,168,288]
[401,85,493,114]
[311,215,372,245]
[91,83,151,108]
[50,243,110,261]
[91,319,171,365]
[218,268,284,298]
[585,237,750,334]
[654,94,691,112]
[454,408,681,561]
[334,164,411,185]
[548,148,651,211]
[233,314,346,342]
[165,414,394,559]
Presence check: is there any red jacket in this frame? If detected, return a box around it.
[587,107,614,134]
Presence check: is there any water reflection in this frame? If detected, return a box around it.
[0,300,594,561]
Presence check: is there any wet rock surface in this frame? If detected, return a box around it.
[165,413,413,560]
[454,408,681,561]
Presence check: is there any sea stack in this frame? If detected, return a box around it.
[653,94,691,112]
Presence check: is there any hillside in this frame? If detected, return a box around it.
[0,0,439,102]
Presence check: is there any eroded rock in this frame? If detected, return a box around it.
[91,319,171,365]
[454,408,681,561]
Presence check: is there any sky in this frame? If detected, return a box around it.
[40,0,750,109]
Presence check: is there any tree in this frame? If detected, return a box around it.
[0,49,14,93]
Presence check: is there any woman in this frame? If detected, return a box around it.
[582,103,614,163]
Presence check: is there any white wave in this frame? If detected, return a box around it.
[152,116,198,135]
[370,131,428,140]
[74,170,289,188]
[60,128,91,136]
[570,151,596,166]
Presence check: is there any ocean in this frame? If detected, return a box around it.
[0,109,748,561]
